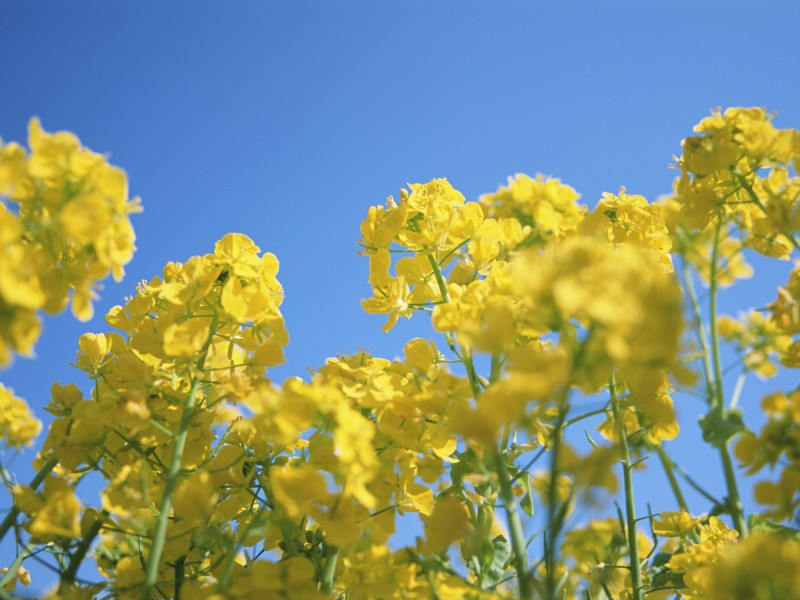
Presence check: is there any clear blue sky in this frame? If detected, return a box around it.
[2,0,799,592]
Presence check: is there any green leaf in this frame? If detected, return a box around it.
[520,475,535,518]
[482,535,511,588]
[748,514,800,540]
[699,408,746,448]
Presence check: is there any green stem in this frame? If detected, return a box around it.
[655,446,688,514]
[489,353,502,385]
[680,262,715,402]
[708,222,748,537]
[427,251,450,304]
[142,316,218,599]
[0,455,59,544]
[460,344,483,399]
[174,555,186,600]
[720,450,747,532]
[320,546,339,594]
[0,542,34,588]
[426,251,482,398]
[216,510,268,590]
[544,405,568,600]
[667,455,724,506]
[493,451,533,600]
[709,221,725,412]
[430,240,534,598]
[142,377,203,597]
[428,241,529,596]
[544,333,591,600]
[563,407,609,429]
[61,511,107,587]
[610,377,643,600]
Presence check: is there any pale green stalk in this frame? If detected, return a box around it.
[142,315,218,599]
[610,377,643,600]
[494,451,533,600]
[544,399,576,600]
[655,446,688,514]
[320,546,339,594]
[427,249,531,598]
[544,334,593,600]
[707,221,748,536]
[61,511,106,587]
[678,230,747,535]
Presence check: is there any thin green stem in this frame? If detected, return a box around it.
[216,512,268,590]
[563,406,609,429]
[142,315,218,599]
[460,344,483,399]
[543,332,595,600]
[720,449,747,532]
[429,235,531,597]
[174,555,186,600]
[610,376,643,600]
[708,222,748,537]
[655,446,688,514]
[426,251,450,304]
[61,511,107,587]
[426,251,482,398]
[428,242,530,596]
[544,405,568,600]
[0,542,34,588]
[142,376,203,597]
[493,451,533,600]
[680,261,715,402]
[668,455,724,506]
[511,447,547,484]
[709,221,725,412]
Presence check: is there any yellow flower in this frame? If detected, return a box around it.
[0,566,31,592]
[173,471,218,524]
[403,337,442,378]
[579,187,673,272]
[270,462,329,519]
[421,495,473,554]
[480,173,584,242]
[28,485,83,542]
[163,317,212,357]
[753,468,800,521]
[0,384,41,447]
[652,511,701,538]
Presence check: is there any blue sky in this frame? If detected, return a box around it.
[2,0,800,592]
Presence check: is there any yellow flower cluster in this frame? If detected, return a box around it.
[479,173,583,243]
[25,233,499,597]
[359,173,684,449]
[0,119,140,365]
[717,311,791,378]
[735,389,800,521]
[668,108,800,293]
[704,533,800,600]
[5,108,800,599]
[559,517,654,599]
[0,383,41,447]
[676,107,800,234]
[659,515,739,599]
